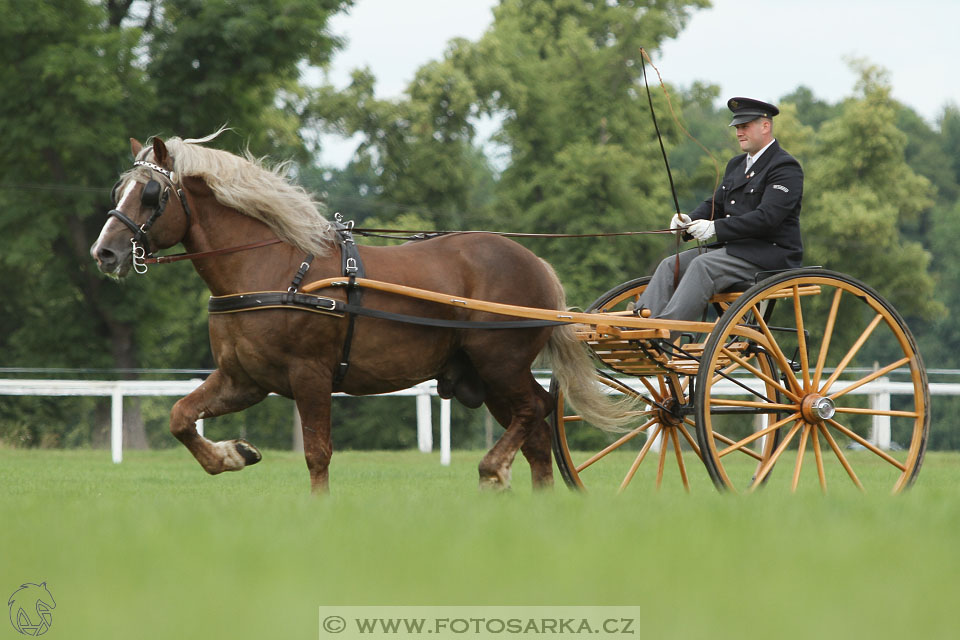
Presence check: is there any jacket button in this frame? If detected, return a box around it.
[730,200,736,204]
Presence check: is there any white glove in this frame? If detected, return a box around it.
[669,213,691,234]
[687,219,716,241]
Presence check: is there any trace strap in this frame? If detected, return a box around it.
[207,291,569,330]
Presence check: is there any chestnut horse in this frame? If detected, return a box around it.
[91,132,623,492]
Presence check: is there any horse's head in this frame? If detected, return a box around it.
[91,136,192,277]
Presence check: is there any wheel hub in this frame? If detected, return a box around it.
[657,397,685,427]
[801,394,835,423]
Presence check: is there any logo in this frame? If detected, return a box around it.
[8,583,56,636]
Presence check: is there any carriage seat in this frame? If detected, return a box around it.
[716,266,822,297]
[710,265,823,303]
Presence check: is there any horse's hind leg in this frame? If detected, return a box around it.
[483,378,554,490]
[169,369,267,474]
[522,382,555,489]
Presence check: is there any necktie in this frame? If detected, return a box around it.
[745,157,753,173]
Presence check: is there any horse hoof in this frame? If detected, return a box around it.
[478,473,511,491]
[235,440,262,466]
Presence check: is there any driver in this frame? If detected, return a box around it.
[634,97,804,322]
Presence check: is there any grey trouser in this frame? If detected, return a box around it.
[636,247,762,321]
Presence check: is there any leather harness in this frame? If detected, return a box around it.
[205,216,568,388]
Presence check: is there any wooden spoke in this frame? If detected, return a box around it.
[812,288,843,390]
[669,428,690,492]
[638,375,662,398]
[576,418,657,473]
[711,358,745,385]
[655,428,669,489]
[826,418,907,471]
[827,357,910,401]
[678,421,703,460]
[753,312,804,397]
[791,424,811,492]
[832,406,919,419]
[618,424,661,492]
[817,423,864,491]
[750,419,804,490]
[718,412,801,458]
[711,430,763,462]
[819,313,884,394]
[709,398,798,412]
[792,286,811,390]
[721,346,800,402]
[598,375,648,399]
[811,426,827,493]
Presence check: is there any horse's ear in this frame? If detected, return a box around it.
[130,138,142,157]
[152,137,170,166]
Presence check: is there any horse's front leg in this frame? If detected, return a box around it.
[292,375,334,494]
[170,369,268,474]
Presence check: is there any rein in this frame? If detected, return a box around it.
[349,227,676,241]
[143,238,284,265]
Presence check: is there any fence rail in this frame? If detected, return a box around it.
[0,378,452,464]
[1,374,950,462]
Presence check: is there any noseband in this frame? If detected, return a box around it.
[107,159,193,274]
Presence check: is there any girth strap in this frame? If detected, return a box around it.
[208,291,343,315]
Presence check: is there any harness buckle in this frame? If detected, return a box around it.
[345,257,358,274]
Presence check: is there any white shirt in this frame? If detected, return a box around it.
[745,138,776,172]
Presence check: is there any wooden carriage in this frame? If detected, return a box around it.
[550,269,929,494]
[307,267,929,494]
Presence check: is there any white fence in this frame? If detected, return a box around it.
[1,374,954,463]
[0,378,452,465]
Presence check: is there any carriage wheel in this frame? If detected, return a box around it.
[695,270,929,493]
[549,278,775,492]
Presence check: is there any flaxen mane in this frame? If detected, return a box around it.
[128,130,336,257]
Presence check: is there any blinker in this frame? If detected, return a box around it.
[141,179,162,208]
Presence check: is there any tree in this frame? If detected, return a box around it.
[800,61,939,321]
[452,0,710,305]
[309,59,494,232]
[311,0,711,306]
[0,0,351,447]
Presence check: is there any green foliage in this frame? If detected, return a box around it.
[801,62,939,320]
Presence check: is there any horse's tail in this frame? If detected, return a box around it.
[538,261,639,431]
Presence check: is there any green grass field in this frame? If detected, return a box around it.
[2,447,959,639]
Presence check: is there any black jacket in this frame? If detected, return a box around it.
[689,140,803,271]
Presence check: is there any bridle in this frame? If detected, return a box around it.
[107,159,193,274]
